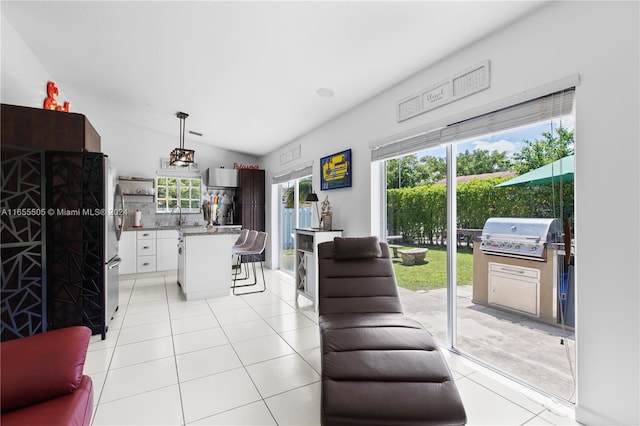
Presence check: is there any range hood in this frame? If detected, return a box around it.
[205,168,238,188]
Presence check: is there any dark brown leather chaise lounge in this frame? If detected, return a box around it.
[318,236,467,426]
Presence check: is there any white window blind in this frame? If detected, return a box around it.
[439,88,575,144]
[272,162,313,184]
[371,130,441,161]
[371,88,575,162]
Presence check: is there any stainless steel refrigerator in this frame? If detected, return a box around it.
[105,156,122,328]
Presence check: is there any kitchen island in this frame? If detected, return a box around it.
[178,226,241,300]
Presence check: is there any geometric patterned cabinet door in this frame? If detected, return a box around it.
[1,146,47,341]
[46,151,106,338]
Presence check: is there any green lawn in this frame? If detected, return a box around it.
[283,245,473,292]
[392,246,473,291]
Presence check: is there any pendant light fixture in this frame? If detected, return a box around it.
[170,111,195,167]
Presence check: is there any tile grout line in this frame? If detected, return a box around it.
[91,277,134,425]
[224,271,320,424]
[463,372,551,418]
[163,274,188,426]
[95,270,318,425]
[202,272,279,425]
[243,274,321,422]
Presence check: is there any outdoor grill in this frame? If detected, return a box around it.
[479,217,562,260]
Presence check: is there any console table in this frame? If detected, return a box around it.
[294,228,343,311]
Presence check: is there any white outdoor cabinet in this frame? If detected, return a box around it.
[488,262,540,317]
[294,228,343,311]
[157,229,179,271]
[118,231,137,274]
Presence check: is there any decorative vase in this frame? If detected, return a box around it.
[322,212,332,230]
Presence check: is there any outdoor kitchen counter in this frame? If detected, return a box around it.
[547,242,576,256]
[177,227,241,300]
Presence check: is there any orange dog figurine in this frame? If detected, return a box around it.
[43,81,70,112]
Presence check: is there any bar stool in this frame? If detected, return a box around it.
[232,228,250,275]
[232,231,268,295]
[233,229,250,248]
[232,230,257,280]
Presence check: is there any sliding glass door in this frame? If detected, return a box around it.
[454,118,576,402]
[385,146,449,342]
[377,89,576,402]
[277,176,312,274]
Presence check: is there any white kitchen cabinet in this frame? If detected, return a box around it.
[177,234,185,288]
[178,230,238,300]
[119,229,179,274]
[136,230,156,272]
[294,228,343,311]
[136,256,156,273]
[157,230,179,271]
[118,231,137,274]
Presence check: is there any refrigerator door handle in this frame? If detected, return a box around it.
[114,183,124,241]
[107,256,122,269]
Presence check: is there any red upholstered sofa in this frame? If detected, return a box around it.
[1,326,94,426]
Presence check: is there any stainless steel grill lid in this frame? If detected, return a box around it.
[479,217,562,258]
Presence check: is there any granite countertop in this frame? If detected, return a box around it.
[179,226,242,236]
[295,227,344,232]
[124,225,186,231]
[124,224,241,232]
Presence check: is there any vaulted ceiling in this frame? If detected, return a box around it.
[2,1,548,155]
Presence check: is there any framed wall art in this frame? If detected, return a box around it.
[320,149,352,190]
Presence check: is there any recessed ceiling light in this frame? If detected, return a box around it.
[316,88,334,98]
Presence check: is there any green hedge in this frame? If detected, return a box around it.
[387,177,573,244]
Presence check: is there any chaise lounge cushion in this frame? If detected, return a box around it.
[333,236,382,259]
[318,237,466,426]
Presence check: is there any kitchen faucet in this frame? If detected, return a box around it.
[171,205,186,226]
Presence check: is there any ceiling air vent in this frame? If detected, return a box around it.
[397,60,490,122]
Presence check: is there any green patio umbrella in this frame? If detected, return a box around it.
[495,155,574,187]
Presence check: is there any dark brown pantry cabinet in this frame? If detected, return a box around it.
[236,169,265,233]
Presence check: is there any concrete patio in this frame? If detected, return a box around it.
[282,251,576,402]
[399,285,576,403]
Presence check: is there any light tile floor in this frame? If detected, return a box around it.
[87,270,582,425]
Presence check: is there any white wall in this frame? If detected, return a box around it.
[1,16,51,106]
[260,2,639,424]
[85,115,259,178]
[1,16,260,180]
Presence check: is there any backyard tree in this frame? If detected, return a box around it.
[386,155,433,188]
[389,149,511,190]
[281,178,313,208]
[419,155,447,183]
[456,149,512,176]
[512,127,574,174]
[508,126,575,219]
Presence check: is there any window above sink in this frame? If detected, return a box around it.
[156,176,201,214]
